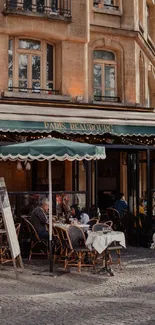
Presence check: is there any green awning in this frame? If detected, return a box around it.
[0,119,155,136]
[0,138,106,161]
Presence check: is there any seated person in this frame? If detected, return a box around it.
[31,199,49,239]
[114,193,128,218]
[134,198,145,216]
[139,199,145,215]
[71,205,90,224]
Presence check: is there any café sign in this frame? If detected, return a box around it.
[44,122,114,134]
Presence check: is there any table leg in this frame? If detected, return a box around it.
[99,248,114,276]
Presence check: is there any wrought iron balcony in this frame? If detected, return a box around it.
[8,86,60,95]
[4,0,71,19]
[94,95,121,103]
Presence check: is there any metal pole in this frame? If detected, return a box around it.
[136,152,139,216]
[95,160,98,208]
[87,161,92,214]
[147,149,152,233]
[48,159,53,273]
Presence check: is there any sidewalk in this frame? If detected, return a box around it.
[0,246,155,325]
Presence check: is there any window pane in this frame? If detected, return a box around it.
[32,56,40,80]
[94,64,102,88]
[9,0,17,7]
[47,82,53,90]
[105,65,115,89]
[23,0,32,10]
[19,54,28,79]
[104,0,114,5]
[8,79,13,90]
[105,89,115,97]
[37,0,44,12]
[94,50,115,61]
[19,39,41,50]
[32,82,41,93]
[50,0,58,10]
[94,88,102,98]
[9,39,13,51]
[47,44,53,83]
[8,39,13,79]
[19,80,28,92]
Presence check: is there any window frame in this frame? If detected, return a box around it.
[8,37,55,94]
[93,50,117,100]
[93,0,120,11]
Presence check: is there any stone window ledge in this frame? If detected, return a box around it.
[93,7,122,16]
[2,91,71,102]
[93,100,123,106]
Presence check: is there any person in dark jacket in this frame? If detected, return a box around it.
[114,193,128,218]
[31,199,49,239]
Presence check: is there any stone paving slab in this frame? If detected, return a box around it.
[0,246,155,325]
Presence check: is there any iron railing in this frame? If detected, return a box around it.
[93,1,119,10]
[8,86,60,95]
[4,0,71,18]
[94,95,121,103]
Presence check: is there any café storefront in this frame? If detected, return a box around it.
[0,101,155,246]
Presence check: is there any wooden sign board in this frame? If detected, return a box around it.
[0,177,23,276]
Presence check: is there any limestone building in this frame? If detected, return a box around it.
[0,1,155,244]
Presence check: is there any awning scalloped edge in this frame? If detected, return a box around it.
[0,153,106,162]
[0,128,154,137]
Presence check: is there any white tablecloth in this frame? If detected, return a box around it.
[54,223,90,232]
[86,231,126,254]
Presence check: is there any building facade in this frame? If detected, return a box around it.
[0,0,155,244]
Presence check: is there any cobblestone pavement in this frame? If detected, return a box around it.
[0,247,155,325]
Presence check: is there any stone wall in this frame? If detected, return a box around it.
[0,0,154,104]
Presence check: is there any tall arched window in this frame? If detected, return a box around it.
[138,0,144,27]
[8,38,54,93]
[139,54,145,106]
[93,50,117,101]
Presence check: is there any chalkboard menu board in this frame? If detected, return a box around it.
[0,178,23,274]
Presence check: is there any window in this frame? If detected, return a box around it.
[146,4,150,35]
[93,50,117,101]
[139,55,145,106]
[93,0,119,10]
[138,0,144,27]
[8,38,54,93]
[104,0,114,6]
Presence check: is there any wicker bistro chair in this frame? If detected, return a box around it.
[65,225,95,272]
[92,221,113,232]
[106,208,122,231]
[54,226,70,265]
[87,218,98,229]
[107,241,123,269]
[52,225,62,262]
[21,217,48,261]
[0,223,21,265]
